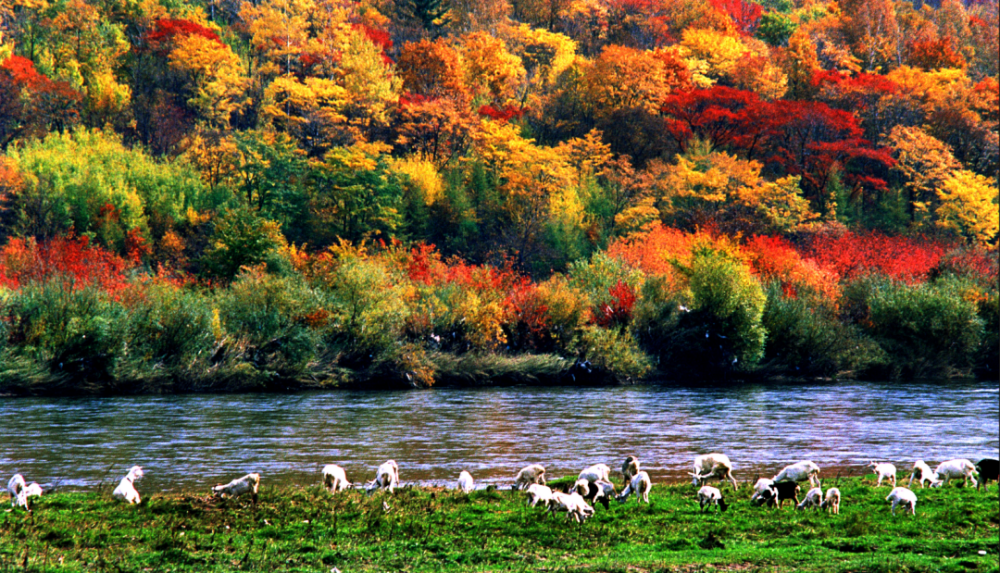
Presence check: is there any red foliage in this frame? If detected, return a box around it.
[798,231,949,283]
[0,56,81,143]
[742,235,840,302]
[709,0,761,36]
[144,19,222,53]
[0,236,132,295]
[478,104,525,122]
[907,37,967,71]
[398,92,435,107]
[661,86,761,152]
[353,23,394,65]
[595,280,637,328]
[504,278,551,349]
[125,228,152,264]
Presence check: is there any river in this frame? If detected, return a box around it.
[1,381,997,493]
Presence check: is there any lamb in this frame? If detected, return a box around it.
[886,486,917,516]
[549,491,595,523]
[524,483,556,508]
[212,472,261,503]
[366,460,400,495]
[513,464,546,491]
[457,470,474,493]
[690,453,738,490]
[23,482,43,499]
[796,487,823,510]
[975,458,998,491]
[820,487,841,514]
[322,464,351,493]
[7,474,29,511]
[908,460,936,489]
[697,485,728,512]
[616,471,652,504]
[621,456,640,482]
[931,459,978,488]
[578,464,612,489]
[749,478,774,504]
[112,466,145,505]
[868,461,897,487]
[752,480,800,508]
[589,480,617,510]
[773,461,821,488]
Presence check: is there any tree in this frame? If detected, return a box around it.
[936,171,999,245]
[202,206,287,280]
[458,32,526,103]
[886,125,960,225]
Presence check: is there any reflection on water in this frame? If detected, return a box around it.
[1,382,997,493]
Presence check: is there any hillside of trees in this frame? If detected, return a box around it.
[0,0,996,394]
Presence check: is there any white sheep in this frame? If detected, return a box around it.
[589,480,617,509]
[868,461,897,487]
[524,483,556,508]
[513,464,546,491]
[322,464,351,493]
[886,486,917,516]
[820,487,841,514]
[457,470,474,493]
[908,460,936,488]
[549,491,595,523]
[796,487,823,510]
[113,466,145,505]
[931,459,978,488]
[690,453,738,490]
[621,456,640,482]
[697,485,728,512]
[577,463,612,490]
[212,472,261,503]
[750,477,774,504]
[617,471,652,504]
[366,460,400,495]
[7,474,29,511]
[773,461,821,488]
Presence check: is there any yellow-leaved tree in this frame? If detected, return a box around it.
[936,170,999,245]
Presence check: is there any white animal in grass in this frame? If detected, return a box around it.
[908,460,936,489]
[690,453,738,490]
[113,466,145,505]
[773,461,821,488]
[212,472,261,503]
[7,474,29,510]
[524,483,556,508]
[513,464,546,491]
[796,487,823,510]
[322,464,351,493]
[868,461,897,487]
[696,486,728,512]
[457,470,474,493]
[820,487,841,514]
[931,459,978,488]
[886,487,917,516]
[366,460,400,495]
[617,471,652,504]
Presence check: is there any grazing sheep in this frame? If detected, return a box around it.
[617,471,652,504]
[886,487,917,516]
[23,482,43,499]
[513,464,546,491]
[366,460,400,495]
[549,491,595,523]
[7,474,29,511]
[749,478,774,504]
[908,460,936,489]
[525,483,556,508]
[621,456,640,482]
[796,487,823,510]
[868,461,897,487]
[975,459,998,491]
[773,461,821,488]
[820,487,841,514]
[112,466,145,505]
[752,481,800,508]
[577,464,612,493]
[697,486,728,512]
[589,480,617,510]
[457,470,474,493]
[690,453,738,490]
[932,459,978,488]
[212,472,261,503]
[322,464,351,493]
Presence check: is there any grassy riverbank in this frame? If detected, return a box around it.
[2,477,997,572]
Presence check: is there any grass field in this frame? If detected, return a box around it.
[1,476,997,572]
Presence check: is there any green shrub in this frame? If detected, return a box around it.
[124,283,215,369]
[975,289,998,379]
[575,325,652,381]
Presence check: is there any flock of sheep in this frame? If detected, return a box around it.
[7,454,998,523]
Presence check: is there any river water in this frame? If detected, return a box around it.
[1,382,997,494]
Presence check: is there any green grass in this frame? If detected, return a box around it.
[1,478,997,572]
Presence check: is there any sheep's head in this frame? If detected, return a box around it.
[718,497,729,512]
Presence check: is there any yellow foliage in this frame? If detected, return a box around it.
[459,32,527,102]
[169,34,248,128]
[936,170,999,245]
[390,156,444,205]
[503,23,577,89]
[680,28,752,79]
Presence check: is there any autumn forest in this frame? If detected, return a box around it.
[0,0,996,394]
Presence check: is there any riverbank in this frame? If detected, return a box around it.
[2,477,996,572]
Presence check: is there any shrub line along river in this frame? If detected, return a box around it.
[2,381,997,494]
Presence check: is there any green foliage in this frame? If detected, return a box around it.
[124,282,215,369]
[575,324,652,380]
[756,12,797,47]
[233,130,309,238]
[201,206,287,280]
[567,251,644,309]
[974,289,998,379]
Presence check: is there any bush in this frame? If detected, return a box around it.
[575,325,652,381]
[124,282,215,370]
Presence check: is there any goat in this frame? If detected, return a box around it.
[549,491,595,523]
[112,466,145,505]
[525,483,556,508]
[773,461,821,488]
[886,487,917,516]
[589,480,617,510]
[690,453,738,490]
[749,478,774,504]
[621,456,640,483]
[931,459,978,488]
[457,470,474,493]
[868,461,897,487]
[617,471,651,504]
[322,464,351,493]
[820,487,841,514]
[513,464,546,491]
[697,485,728,512]
[752,481,800,508]
[908,460,936,489]
[212,472,261,503]
[7,474,29,511]
[366,460,400,495]
[23,482,43,499]
[975,459,998,491]
[796,487,823,510]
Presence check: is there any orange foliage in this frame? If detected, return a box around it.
[742,235,840,303]
[0,236,132,295]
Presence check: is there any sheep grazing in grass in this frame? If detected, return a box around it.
[513,464,546,491]
[113,466,145,505]
[7,474,29,511]
[212,472,261,503]
[617,471,651,504]
[366,460,400,495]
[820,487,841,514]
[589,480,617,510]
[975,459,998,491]
[868,461,897,487]
[322,464,351,493]
[690,453,738,490]
[796,487,823,510]
[549,491,594,523]
[773,461,821,488]
[752,481,800,508]
[931,459,978,488]
[908,460,936,489]
[697,486,728,512]
[457,470,474,493]
[750,478,774,505]
[576,464,612,495]
[525,483,556,508]
[621,456,640,482]
[886,487,917,516]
